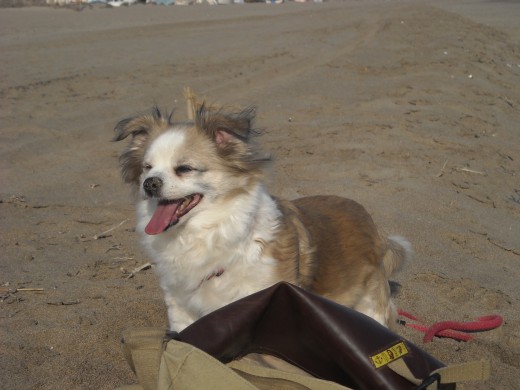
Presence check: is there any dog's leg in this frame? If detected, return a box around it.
[355,294,392,327]
[353,272,394,327]
[164,293,196,332]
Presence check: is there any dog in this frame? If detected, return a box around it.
[113,100,412,332]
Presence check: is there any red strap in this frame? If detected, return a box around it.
[398,310,503,343]
[423,315,503,343]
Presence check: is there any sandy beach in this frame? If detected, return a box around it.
[1,0,519,388]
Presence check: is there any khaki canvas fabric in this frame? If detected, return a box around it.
[118,329,351,390]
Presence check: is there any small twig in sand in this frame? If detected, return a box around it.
[125,262,152,279]
[451,181,470,190]
[436,159,449,177]
[74,219,104,225]
[16,288,45,293]
[105,244,121,253]
[469,229,488,236]
[466,194,496,208]
[1,287,44,297]
[1,285,45,302]
[47,300,81,306]
[487,238,520,256]
[454,167,486,175]
[94,219,128,240]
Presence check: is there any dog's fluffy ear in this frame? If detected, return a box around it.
[112,107,169,185]
[195,104,271,173]
[112,106,168,142]
[195,103,255,147]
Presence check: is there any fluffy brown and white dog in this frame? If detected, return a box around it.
[113,101,412,332]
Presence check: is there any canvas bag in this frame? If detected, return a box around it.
[118,282,490,390]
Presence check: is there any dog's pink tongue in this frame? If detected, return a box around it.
[145,200,181,235]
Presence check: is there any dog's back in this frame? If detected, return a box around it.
[277,195,411,326]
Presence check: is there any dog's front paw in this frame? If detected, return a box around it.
[169,320,191,333]
[167,306,196,333]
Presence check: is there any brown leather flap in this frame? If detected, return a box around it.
[171,282,455,390]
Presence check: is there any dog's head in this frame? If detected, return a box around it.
[113,104,270,235]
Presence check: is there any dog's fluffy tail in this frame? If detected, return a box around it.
[382,236,413,277]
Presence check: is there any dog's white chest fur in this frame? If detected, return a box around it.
[137,184,281,331]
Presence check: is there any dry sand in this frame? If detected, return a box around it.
[1,0,519,388]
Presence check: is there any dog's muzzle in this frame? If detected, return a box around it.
[143,177,163,197]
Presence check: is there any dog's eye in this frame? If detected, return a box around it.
[143,163,152,171]
[175,165,194,175]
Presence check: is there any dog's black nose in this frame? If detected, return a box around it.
[143,177,163,197]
